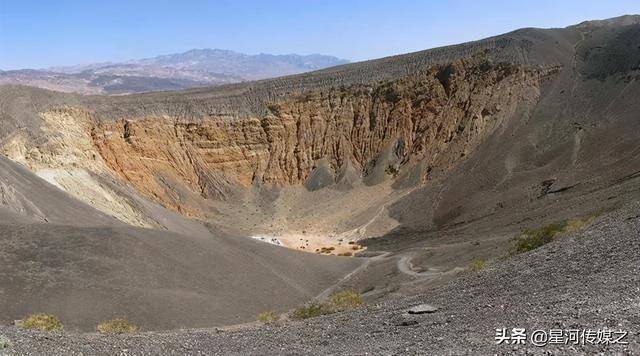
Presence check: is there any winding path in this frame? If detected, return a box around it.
[316,251,465,301]
[396,255,444,277]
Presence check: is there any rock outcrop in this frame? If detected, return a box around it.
[89,59,558,213]
[0,57,558,224]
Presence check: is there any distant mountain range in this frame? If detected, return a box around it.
[0,49,349,94]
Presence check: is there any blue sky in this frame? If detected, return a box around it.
[1,0,639,70]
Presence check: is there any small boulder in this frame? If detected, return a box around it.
[407,304,438,314]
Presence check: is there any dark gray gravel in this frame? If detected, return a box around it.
[2,201,639,355]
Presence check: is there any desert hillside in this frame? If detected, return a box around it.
[0,14,638,354]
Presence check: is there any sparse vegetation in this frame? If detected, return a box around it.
[337,252,353,257]
[291,290,363,320]
[318,246,336,254]
[564,215,597,232]
[96,318,139,334]
[257,311,279,324]
[329,290,364,311]
[514,221,566,253]
[18,313,63,332]
[290,302,333,320]
[469,258,487,272]
[513,215,597,254]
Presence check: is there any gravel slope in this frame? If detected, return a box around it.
[0,15,639,355]
[0,156,362,332]
[2,201,638,355]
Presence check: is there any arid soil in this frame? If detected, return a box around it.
[0,14,638,354]
[1,200,638,355]
[0,156,361,331]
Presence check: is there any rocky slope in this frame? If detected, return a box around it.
[1,16,639,239]
[0,15,638,346]
[0,155,362,331]
[0,16,637,242]
[2,199,638,355]
[87,59,557,211]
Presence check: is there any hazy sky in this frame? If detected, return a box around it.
[1,0,639,70]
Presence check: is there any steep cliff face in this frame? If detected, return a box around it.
[89,59,558,214]
[0,107,157,226]
[0,58,558,227]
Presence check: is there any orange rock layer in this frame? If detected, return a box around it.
[89,59,559,213]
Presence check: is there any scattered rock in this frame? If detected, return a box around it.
[407,304,438,314]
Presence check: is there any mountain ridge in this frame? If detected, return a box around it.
[0,49,349,95]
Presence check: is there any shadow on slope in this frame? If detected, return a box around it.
[0,157,361,331]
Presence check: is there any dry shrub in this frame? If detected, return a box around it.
[329,290,363,311]
[469,258,487,272]
[257,311,279,324]
[18,313,63,332]
[291,290,363,320]
[96,318,139,334]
